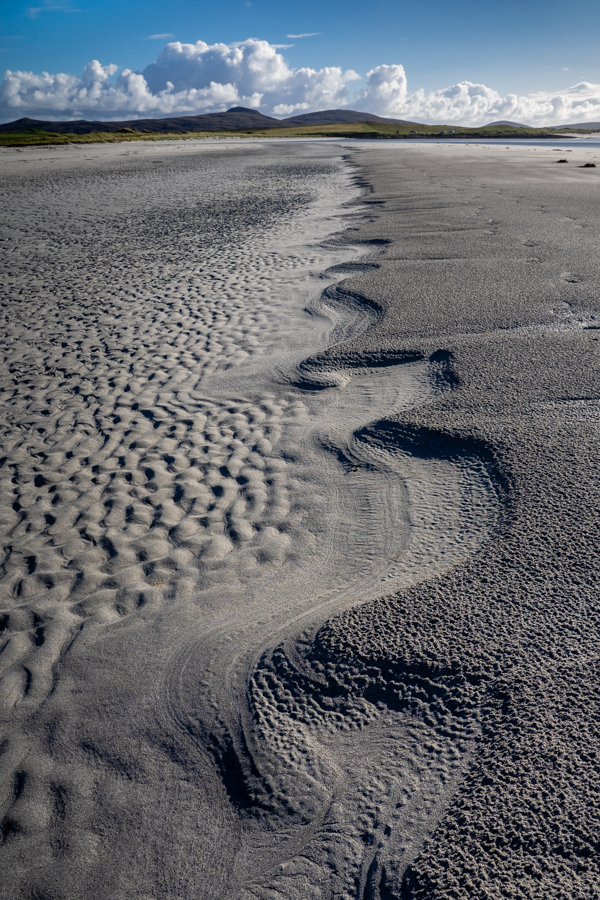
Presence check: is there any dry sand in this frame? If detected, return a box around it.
[0,137,599,899]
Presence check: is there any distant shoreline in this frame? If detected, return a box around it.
[2,129,597,149]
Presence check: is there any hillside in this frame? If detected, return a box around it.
[485,119,529,127]
[282,109,414,126]
[0,106,413,135]
[554,121,600,130]
[0,107,282,135]
[0,112,589,147]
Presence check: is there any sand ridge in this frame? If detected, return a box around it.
[291,141,600,899]
[0,140,530,899]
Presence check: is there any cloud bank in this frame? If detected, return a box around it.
[2,37,600,125]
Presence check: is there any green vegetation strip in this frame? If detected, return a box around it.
[0,129,226,147]
[0,122,589,148]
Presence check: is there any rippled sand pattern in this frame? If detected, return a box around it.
[0,146,350,672]
[0,143,501,900]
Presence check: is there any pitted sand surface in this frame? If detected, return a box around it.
[2,138,591,899]
[296,141,600,899]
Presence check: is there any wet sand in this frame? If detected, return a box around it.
[0,138,599,899]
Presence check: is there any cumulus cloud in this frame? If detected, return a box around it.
[0,39,359,121]
[137,39,359,115]
[395,78,600,127]
[1,37,600,126]
[359,64,408,117]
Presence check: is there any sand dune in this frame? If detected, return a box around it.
[1,137,599,898]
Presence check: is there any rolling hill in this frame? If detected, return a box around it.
[282,109,414,126]
[0,106,414,135]
[0,107,282,134]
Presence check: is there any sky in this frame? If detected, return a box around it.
[1,0,600,125]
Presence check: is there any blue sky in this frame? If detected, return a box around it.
[2,0,600,124]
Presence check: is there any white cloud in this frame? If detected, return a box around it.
[394,77,600,127]
[147,33,175,40]
[0,39,359,121]
[359,64,408,117]
[286,33,321,39]
[1,38,600,126]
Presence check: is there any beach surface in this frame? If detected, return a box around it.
[0,138,599,899]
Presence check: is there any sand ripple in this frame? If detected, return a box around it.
[0,143,501,899]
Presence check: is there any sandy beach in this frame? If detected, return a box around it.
[1,137,599,899]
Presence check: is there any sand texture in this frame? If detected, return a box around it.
[0,138,599,899]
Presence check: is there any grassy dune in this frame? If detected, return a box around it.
[0,128,222,147]
[0,121,591,147]
[248,121,578,138]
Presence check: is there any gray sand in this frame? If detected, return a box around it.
[0,138,599,899]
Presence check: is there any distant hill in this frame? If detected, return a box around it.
[485,120,529,128]
[0,105,414,134]
[552,121,600,131]
[5,106,600,136]
[283,109,414,126]
[0,107,282,135]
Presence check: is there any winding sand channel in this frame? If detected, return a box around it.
[0,142,499,899]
